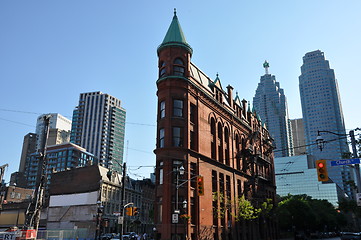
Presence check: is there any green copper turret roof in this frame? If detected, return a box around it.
[157,9,193,55]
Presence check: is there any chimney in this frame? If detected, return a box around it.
[242,99,247,118]
[227,85,233,108]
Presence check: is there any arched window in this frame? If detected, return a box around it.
[235,134,241,170]
[173,58,185,76]
[225,127,230,166]
[218,123,223,163]
[211,118,216,159]
[159,61,166,78]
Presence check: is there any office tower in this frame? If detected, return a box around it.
[275,155,340,206]
[19,133,37,173]
[253,61,293,157]
[299,50,353,198]
[35,113,71,150]
[19,114,71,188]
[70,91,126,172]
[154,11,277,240]
[25,143,97,189]
[290,118,306,156]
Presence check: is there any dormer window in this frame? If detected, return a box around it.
[159,61,166,78]
[173,58,185,76]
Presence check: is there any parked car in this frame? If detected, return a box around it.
[110,234,120,240]
[101,233,116,240]
[123,232,138,240]
[341,232,361,240]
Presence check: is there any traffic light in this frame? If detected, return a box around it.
[197,176,204,196]
[125,207,133,216]
[316,159,329,182]
[133,207,139,216]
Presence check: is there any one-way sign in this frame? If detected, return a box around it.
[331,158,360,166]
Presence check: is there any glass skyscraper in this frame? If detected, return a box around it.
[275,155,340,206]
[253,61,293,157]
[299,50,353,199]
[70,91,126,172]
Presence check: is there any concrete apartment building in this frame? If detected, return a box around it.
[70,91,126,173]
[35,113,71,151]
[16,113,72,189]
[154,11,277,240]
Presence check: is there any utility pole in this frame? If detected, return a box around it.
[120,162,127,238]
[0,164,9,210]
[350,130,361,193]
[24,115,51,232]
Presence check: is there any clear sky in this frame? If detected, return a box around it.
[1,1,361,182]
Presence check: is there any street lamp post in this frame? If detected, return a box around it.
[316,129,361,193]
[182,200,188,240]
[175,165,185,240]
[121,202,133,239]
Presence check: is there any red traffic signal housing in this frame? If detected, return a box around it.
[316,159,329,182]
[197,176,204,196]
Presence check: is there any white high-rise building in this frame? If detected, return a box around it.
[35,113,72,150]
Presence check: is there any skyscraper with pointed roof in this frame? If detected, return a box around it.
[154,10,277,240]
[253,61,293,157]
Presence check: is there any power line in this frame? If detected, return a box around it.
[0,117,35,127]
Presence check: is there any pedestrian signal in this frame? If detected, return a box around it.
[316,159,329,182]
[197,176,204,196]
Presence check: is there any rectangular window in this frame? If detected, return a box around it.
[159,168,163,185]
[173,99,183,117]
[190,163,197,188]
[190,103,196,123]
[172,127,183,147]
[160,101,165,118]
[190,130,195,150]
[158,198,163,223]
[159,128,165,148]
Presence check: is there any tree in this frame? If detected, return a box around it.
[276,194,346,233]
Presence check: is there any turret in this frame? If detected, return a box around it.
[157,9,193,80]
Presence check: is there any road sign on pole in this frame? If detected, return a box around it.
[172,213,179,223]
[331,158,360,166]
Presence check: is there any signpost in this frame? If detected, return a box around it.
[172,213,179,224]
[330,158,360,167]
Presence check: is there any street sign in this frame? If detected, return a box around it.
[172,213,179,223]
[118,216,124,224]
[331,158,360,166]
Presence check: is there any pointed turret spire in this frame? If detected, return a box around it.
[157,9,193,55]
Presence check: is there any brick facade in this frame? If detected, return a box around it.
[154,12,278,240]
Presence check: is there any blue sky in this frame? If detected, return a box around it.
[1,1,361,181]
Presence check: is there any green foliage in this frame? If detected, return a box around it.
[276,194,346,232]
[212,192,231,219]
[338,198,361,218]
[235,195,261,220]
[212,192,273,221]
